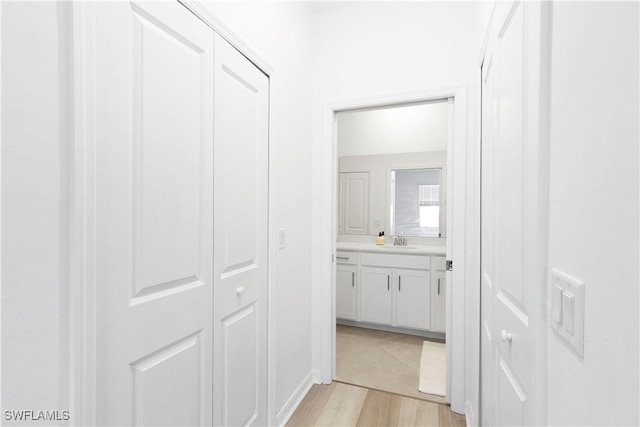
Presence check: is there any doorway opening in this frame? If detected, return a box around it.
[332,98,452,405]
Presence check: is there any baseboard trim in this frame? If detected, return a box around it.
[464,400,476,427]
[337,319,446,341]
[275,371,314,426]
[311,369,323,384]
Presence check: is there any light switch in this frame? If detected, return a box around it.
[278,228,286,249]
[562,291,575,335]
[550,269,585,357]
[552,284,563,324]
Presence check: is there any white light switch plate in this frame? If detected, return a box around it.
[551,269,585,357]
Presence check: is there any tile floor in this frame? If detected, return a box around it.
[335,324,446,404]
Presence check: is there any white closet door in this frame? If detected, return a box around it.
[481,1,543,425]
[212,33,269,427]
[90,2,214,425]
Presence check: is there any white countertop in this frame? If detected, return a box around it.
[336,241,446,256]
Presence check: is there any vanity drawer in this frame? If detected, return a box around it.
[433,256,446,271]
[336,251,357,265]
[360,252,430,270]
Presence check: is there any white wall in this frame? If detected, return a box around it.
[546,2,639,425]
[337,100,449,157]
[1,2,72,423]
[310,0,479,413]
[201,2,315,424]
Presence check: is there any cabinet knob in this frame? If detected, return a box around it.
[236,286,245,296]
[500,329,513,344]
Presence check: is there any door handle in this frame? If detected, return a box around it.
[500,329,513,344]
[437,278,441,295]
[399,276,401,292]
[387,275,390,291]
[352,272,354,287]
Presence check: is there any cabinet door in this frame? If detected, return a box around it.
[338,173,345,234]
[432,270,446,332]
[395,268,431,330]
[336,265,357,320]
[343,172,370,235]
[360,266,392,325]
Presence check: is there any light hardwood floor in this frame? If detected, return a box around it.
[286,382,466,427]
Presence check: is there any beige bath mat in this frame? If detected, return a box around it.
[418,340,446,396]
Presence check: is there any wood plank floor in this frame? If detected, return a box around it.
[286,382,466,427]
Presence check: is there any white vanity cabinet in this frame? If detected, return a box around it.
[336,251,357,320]
[359,252,432,332]
[431,257,447,333]
[335,245,445,336]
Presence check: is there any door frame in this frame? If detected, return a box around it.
[317,85,469,413]
[69,1,276,424]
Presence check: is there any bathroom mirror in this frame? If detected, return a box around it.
[338,151,447,238]
[336,99,450,239]
[390,167,445,238]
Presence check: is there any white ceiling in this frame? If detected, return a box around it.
[308,1,357,13]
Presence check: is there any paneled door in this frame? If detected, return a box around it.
[212,33,269,427]
[90,1,214,425]
[480,1,544,425]
[343,172,370,235]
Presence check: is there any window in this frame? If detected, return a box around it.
[391,168,444,238]
[419,184,440,230]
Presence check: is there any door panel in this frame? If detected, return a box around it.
[92,2,213,425]
[395,268,430,330]
[432,272,446,333]
[344,172,370,234]
[481,1,542,425]
[213,33,269,427]
[360,266,392,324]
[131,331,204,427]
[336,265,357,320]
[222,305,258,426]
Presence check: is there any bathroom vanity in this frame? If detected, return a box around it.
[336,242,446,338]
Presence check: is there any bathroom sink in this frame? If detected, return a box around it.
[384,245,418,250]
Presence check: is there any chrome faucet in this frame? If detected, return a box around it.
[394,232,407,246]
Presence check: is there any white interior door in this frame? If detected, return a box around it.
[91,2,214,425]
[481,1,543,425]
[212,33,269,427]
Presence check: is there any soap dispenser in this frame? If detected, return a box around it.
[375,231,385,246]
